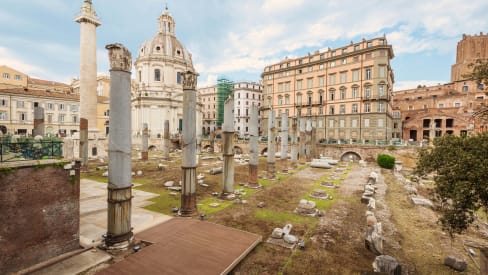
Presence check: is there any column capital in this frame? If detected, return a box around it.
[182,71,199,90]
[106,43,132,73]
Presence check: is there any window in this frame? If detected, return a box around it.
[329,105,335,115]
[352,119,358,127]
[278,97,283,105]
[307,78,313,89]
[394,122,398,129]
[365,86,371,98]
[285,95,290,104]
[154,69,161,81]
[364,103,371,113]
[340,104,345,114]
[0,112,7,120]
[478,84,484,90]
[340,88,346,99]
[329,74,336,85]
[319,64,325,70]
[378,119,384,127]
[3,73,10,79]
[342,58,347,65]
[378,102,384,112]
[329,119,334,127]
[329,90,335,101]
[438,103,444,108]
[365,68,372,80]
[285,82,290,92]
[177,72,182,84]
[330,61,335,68]
[340,119,345,128]
[307,94,312,105]
[17,101,24,108]
[19,113,26,121]
[72,115,78,123]
[352,104,358,113]
[354,45,360,51]
[462,85,468,92]
[59,103,66,111]
[307,108,312,116]
[0,99,7,106]
[296,80,302,90]
[352,69,359,81]
[59,114,65,123]
[364,118,370,127]
[320,54,325,60]
[367,41,372,48]
[278,83,283,92]
[318,76,324,87]
[352,87,358,98]
[379,66,386,78]
[47,114,53,123]
[378,84,385,97]
[308,66,313,72]
[454,102,461,107]
[14,75,22,80]
[340,71,347,83]
[393,111,400,118]
[297,95,302,105]
[342,48,348,54]
[331,51,336,57]
[319,92,324,104]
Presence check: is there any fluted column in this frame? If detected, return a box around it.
[105,43,133,250]
[179,71,198,216]
[248,104,259,188]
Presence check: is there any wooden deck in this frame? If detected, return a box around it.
[97,218,262,275]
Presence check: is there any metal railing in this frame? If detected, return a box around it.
[0,140,63,162]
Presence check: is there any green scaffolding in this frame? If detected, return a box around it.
[216,78,234,128]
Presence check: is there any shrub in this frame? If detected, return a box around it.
[377,154,395,169]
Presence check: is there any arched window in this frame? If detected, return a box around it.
[154,69,161,81]
[177,72,182,84]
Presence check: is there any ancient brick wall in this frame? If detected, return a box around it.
[0,161,80,274]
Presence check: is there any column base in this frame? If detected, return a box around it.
[141,151,148,161]
[179,193,197,217]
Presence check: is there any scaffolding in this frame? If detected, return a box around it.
[216,78,234,128]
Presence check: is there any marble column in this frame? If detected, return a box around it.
[141,123,148,161]
[305,119,312,161]
[33,105,44,137]
[75,0,101,166]
[248,104,259,188]
[209,131,215,153]
[222,97,235,195]
[179,70,198,217]
[290,118,298,168]
[105,43,133,249]
[163,120,170,159]
[267,109,276,179]
[299,118,306,162]
[311,121,317,159]
[280,112,288,173]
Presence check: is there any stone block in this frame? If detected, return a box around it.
[373,255,402,275]
[444,256,467,272]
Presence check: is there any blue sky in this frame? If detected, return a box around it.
[1,0,487,90]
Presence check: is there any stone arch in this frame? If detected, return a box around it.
[148,145,157,151]
[340,151,362,162]
[234,146,243,155]
[260,147,268,155]
[203,145,213,152]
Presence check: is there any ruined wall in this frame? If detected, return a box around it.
[0,161,80,274]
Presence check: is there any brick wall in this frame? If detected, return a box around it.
[0,161,80,274]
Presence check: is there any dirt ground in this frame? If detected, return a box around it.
[83,150,488,274]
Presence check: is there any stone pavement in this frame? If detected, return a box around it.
[79,179,172,248]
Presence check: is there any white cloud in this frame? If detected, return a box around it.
[197,74,218,88]
[262,0,305,13]
[394,80,446,91]
[0,47,46,75]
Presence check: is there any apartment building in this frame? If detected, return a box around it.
[199,85,218,135]
[233,82,263,137]
[261,36,395,143]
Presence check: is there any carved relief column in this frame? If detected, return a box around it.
[105,43,133,249]
[179,70,199,216]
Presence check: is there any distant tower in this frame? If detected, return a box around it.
[75,0,101,165]
[451,32,488,82]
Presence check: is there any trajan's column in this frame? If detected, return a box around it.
[75,0,101,166]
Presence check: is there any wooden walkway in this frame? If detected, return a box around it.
[97,218,262,275]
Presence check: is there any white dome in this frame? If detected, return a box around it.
[135,10,194,68]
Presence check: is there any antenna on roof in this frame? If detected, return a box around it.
[165,3,168,11]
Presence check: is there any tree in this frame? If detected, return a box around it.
[415,133,488,236]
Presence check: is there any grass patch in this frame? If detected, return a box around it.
[81,175,107,183]
[254,209,318,226]
[198,197,234,216]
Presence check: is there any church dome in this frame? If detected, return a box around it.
[136,10,194,68]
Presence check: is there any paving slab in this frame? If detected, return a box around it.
[32,249,111,275]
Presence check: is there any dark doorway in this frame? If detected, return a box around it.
[409,130,417,141]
